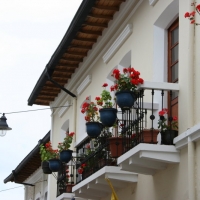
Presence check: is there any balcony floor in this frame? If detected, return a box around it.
[72,166,138,200]
[117,143,180,175]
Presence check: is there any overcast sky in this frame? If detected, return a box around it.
[0,1,82,199]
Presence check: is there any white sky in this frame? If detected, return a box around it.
[0,0,82,199]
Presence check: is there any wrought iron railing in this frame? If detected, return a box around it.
[57,85,179,195]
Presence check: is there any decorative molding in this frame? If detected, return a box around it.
[174,123,200,149]
[102,24,133,63]
[25,168,43,184]
[76,75,92,96]
[58,101,72,118]
[72,166,137,199]
[149,0,159,6]
[118,144,180,175]
[51,0,143,108]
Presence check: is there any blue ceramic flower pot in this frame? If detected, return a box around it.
[48,159,62,172]
[86,122,103,138]
[60,149,73,163]
[99,108,117,127]
[115,91,136,109]
[41,160,52,174]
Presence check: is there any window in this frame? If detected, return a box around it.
[168,18,179,117]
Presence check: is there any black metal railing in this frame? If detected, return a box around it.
[57,88,179,194]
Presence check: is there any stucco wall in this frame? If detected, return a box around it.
[47,0,200,199]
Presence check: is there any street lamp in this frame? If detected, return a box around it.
[0,113,12,136]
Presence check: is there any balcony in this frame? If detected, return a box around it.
[57,81,180,200]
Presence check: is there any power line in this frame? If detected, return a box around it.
[0,180,47,193]
[1,105,72,115]
[0,186,23,192]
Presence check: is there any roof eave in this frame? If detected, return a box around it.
[28,0,97,106]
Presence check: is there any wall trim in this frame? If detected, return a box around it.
[25,168,43,184]
[149,0,159,6]
[76,75,92,96]
[174,123,200,149]
[102,24,133,63]
[58,101,72,118]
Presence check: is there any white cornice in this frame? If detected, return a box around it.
[76,75,92,96]
[118,144,180,175]
[25,168,43,184]
[72,166,137,199]
[58,101,72,118]
[52,0,144,108]
[103,24,133,63]
[174,123,200,149]
[149,0,159,6]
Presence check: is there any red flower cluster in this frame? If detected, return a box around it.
[41,141,59,159]
[81,97,99,122]
[111,67,144,92]
[184,3,200,25]
[158,108,178,131]
[58,131,75,152]
[78,163,87,174]
[158,108,168,116]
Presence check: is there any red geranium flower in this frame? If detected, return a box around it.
[173,116,178,121]
[110,85,115,91]
[95,96,101,101]
[191,19,195,24]
[184,12,190,18]
[196,4,200,11]
[102,83,108,87]
[78,168,83,174]
[159,110,165,116]
[123,68,128,73]
[138,78,144,84]
[81,163,86,168]
[69,132,75,136]
[190,11,196,17]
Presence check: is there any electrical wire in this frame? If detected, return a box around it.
[0,180,47,193]
[0,186,23,192]
[1,105,72,115]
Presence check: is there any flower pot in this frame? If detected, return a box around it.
[48,158,62,172]
[60,150,73,163]
[161,130,178,145]
[66,184,74,193]
[41,161,52,174]
[99,108,117,127]
[108,137,127,158]
[115,91,136,109]
[86,122,103,138]
[142,129,159,144]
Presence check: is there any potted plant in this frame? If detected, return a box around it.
[158,108,178,145]
[111,67,144,109]
[65,168,74,193]
[107,124,128,158]
[58,131,74,163]
[96,83,117,127]
[40,142,53,174]
[40,141,61,172]
[81,97,103,138]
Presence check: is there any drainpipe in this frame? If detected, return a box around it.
[187,0,196,199]
[72,98,77,144]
